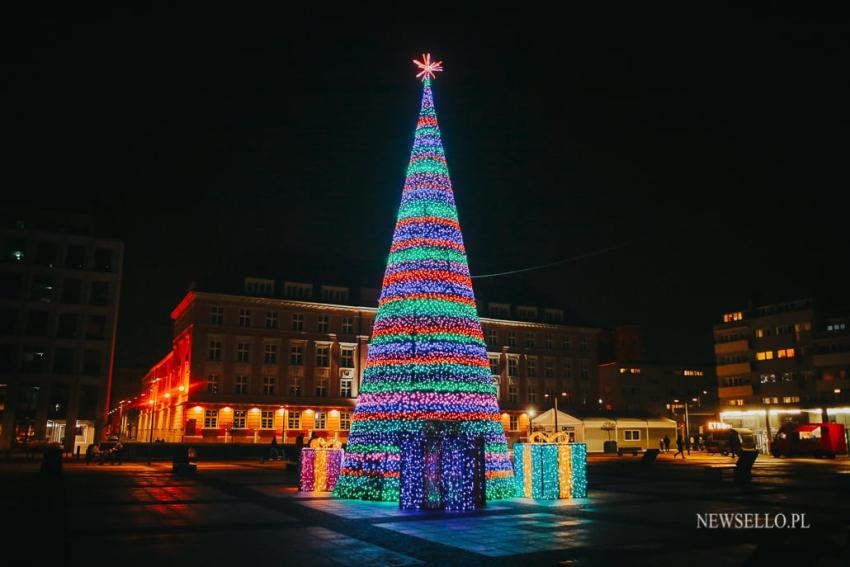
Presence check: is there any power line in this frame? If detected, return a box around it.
[471,241,632,279]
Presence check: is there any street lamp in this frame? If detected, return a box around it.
[544,392,567,433]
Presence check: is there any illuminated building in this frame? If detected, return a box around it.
[715,297,850,450]
[0,209,123,453]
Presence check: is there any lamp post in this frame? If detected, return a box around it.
[146,378,160,466]
[544,392,567,433]
[527,409,536,439]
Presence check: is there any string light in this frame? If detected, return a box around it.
[300,448,344,492]
[334,60,514,504]
[513,441,587,499]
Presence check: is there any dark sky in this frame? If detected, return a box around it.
[5,13,850,368]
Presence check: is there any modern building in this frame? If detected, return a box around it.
[0,209,123,453]
[596,326,717,437]
[714,298,850,452]
[139,277,601,446]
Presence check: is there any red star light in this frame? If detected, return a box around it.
[413,53,443,80]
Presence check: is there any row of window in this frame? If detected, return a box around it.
[200,408,351,430]
[756,348,795,360]
[243,279,352,303]
[208,339,355,367]
[0,345,104,375]
[484,329,590,351]
[486,304,565,323]
[206,373,355,398]
[755,322,811,338]
[0,273,112,305]
[489,355,592,380]
[762,396,801,404]
[209,306,360,334]
[3,238,116,271]
[718,347,796,365]
[0,308,108,339]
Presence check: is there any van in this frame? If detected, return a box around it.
[705,428,756,455]
[772,422,847,458]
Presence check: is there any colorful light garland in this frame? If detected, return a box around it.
[513,442,587,499]
[300,447,344,492]
[334,59,514,504]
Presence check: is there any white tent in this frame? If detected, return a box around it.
[531,409,584,441]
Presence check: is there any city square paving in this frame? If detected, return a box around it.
[2,453,849,566]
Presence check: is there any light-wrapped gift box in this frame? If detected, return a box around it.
[300,439,344,492]
[513,434,587,499]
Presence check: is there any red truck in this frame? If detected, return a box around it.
[771,422,847,458]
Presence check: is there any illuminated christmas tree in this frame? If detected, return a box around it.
[334,55,514,502]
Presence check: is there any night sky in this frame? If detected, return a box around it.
[6,13,850,368]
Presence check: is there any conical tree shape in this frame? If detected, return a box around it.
[334,77,514,501]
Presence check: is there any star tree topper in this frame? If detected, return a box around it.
[413,53,443,80]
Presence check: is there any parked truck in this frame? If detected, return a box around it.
[771,422,847,458]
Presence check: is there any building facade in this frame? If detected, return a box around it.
[714,298,850,451]
[139,278,601,446]
[0,211,123,453]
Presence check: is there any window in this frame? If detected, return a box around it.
[683,370,704,376]
[755,328,770,338]
[233,410,247,428]
[580,362,589,379]
[342,317,354,334]
[236,342,250,363]
[56,313,78,338]
[340,412,351,430]
[509,415,519,431]
[508,357,518,377]
[283,282,312,299]
[61,278,82,304]
[340,348,355,368]
[292,313,304,331]
[543,309,564,322]
[782,372,795,383]
[264,344,278,364]
[489,355,500,376]
[93,248,113,271]
[234,375,249,394]
[315,377,328,397]
[89,281,109,306]
[204,409,218,428]
[723,312,744,323]
[756,350,774,361]
[26,310,49,336]
[525,333,536,348]
[35,242,58,267]
[21,347,47,373]
[205,340,221,360]
[544,358,554,378]
[562,360,572,378]
[65,245,86,269]
[82,349,102,376]
[321,286,349,303]
[777,348,795,358]
[762,397,779,404]
[239,309,251,328]
[315,345,330,367]
[340,378,353,398]
[796,322,812,332]
[54,347,74,374]
[317,314,329,332]
[619,367,641,375]
[508,384,518,403]
[725,377,745,386]
[207,374,220,393]
[287,410,301,429]
[562,336,571,350]
[314,411,327,429]
[728,399,745,406]
[210,306,224,325]
[261,411,274,429]
[263,376,276,395]
[783,396,800,403]
[624,430,641,441]
[265,311,278,329]
[30,275,54,303]
[516,306,537,320]
[288,376,301,396]
[84,315,105,340]
[527,357,537,378]
[528,385,537,403]
[760,374,777,384]
[245,278,274,296]
[507,331,516,347]
[544,335,553,349]
[488,303,510,318]
[485,328,497,344]
[579,337,588,352]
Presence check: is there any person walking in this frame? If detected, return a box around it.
[674,434,686,459]
[659,439,664,452]
[663,434,671,454]
[728,430,740,459]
